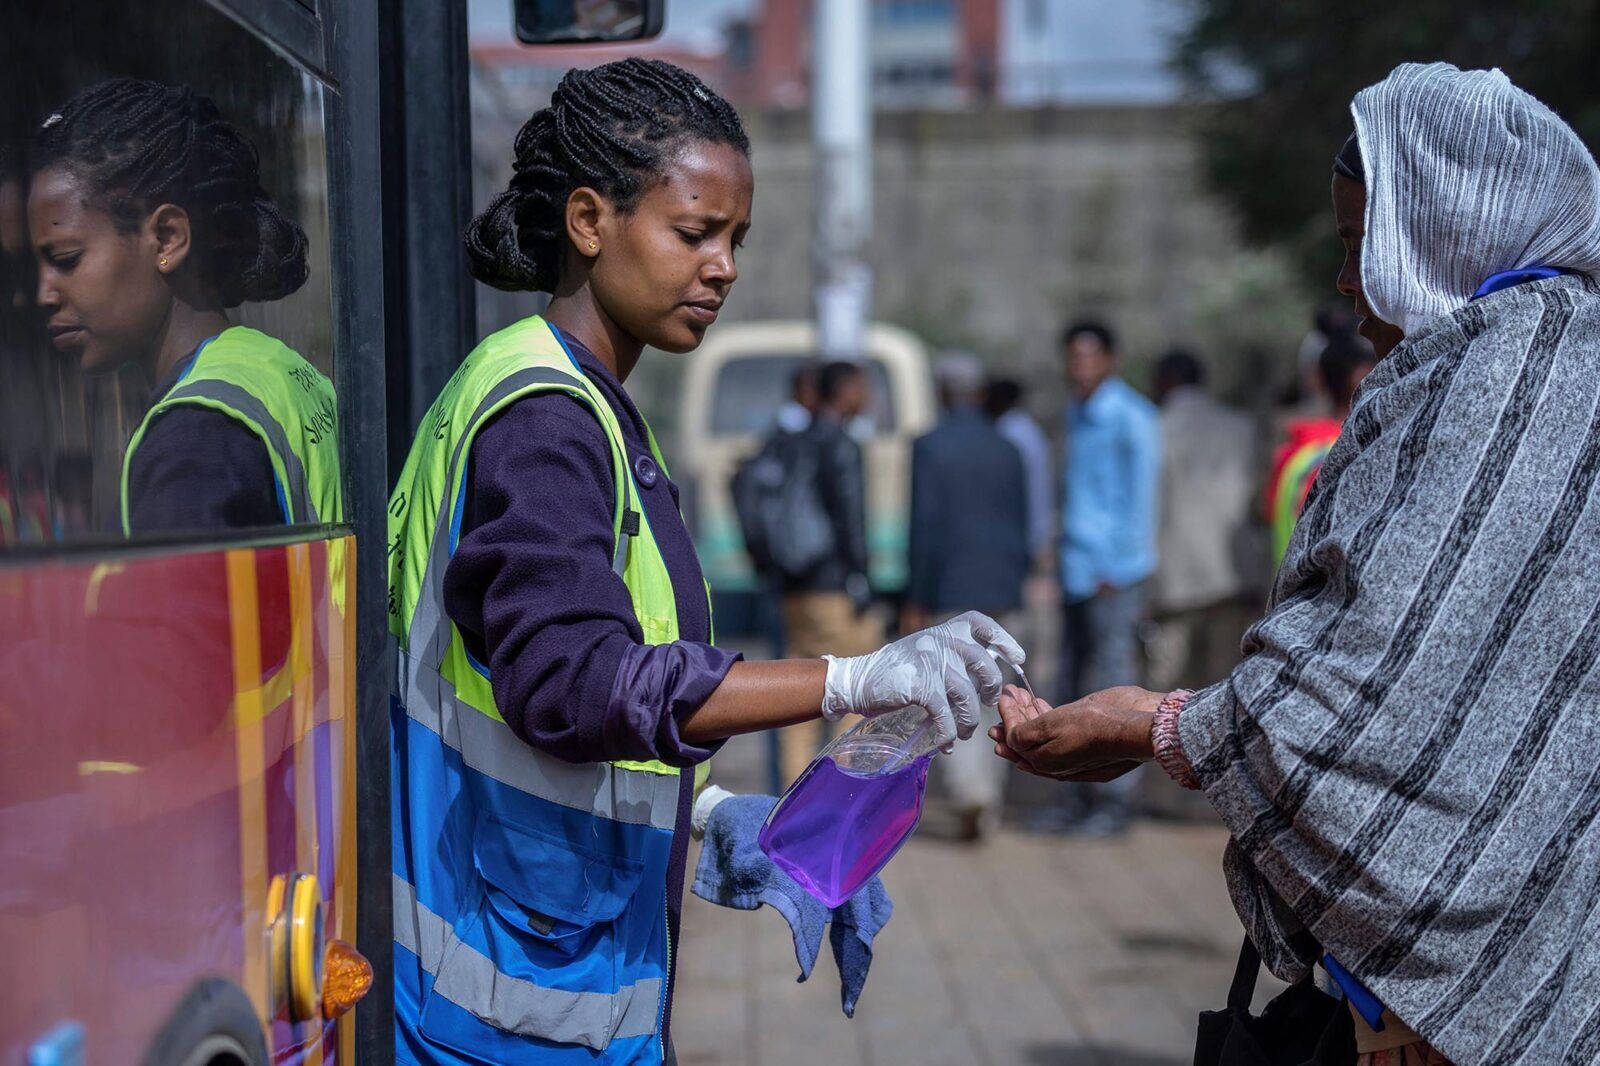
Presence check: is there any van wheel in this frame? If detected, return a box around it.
[142,979,269,1066]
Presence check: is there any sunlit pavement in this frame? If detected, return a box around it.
[674,729,1283,1066]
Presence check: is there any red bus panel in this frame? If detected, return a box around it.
[0,536,358,1064]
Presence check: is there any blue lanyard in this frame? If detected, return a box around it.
[1323,952,1385,1030]
[166,333,221,391]
[1471,266,1569,300]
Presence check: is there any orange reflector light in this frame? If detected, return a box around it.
[322,939,373,1018]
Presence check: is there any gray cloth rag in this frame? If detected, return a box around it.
[691,793,892,1017]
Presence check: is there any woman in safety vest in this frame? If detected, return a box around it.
[388,58,1020,1064]
[30,78,341,535]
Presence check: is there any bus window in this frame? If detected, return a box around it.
[1,0,340,547]
[0,5,363,1059]
[709,354,898,435]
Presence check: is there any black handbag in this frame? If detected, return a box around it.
[1195,937,1357,1065]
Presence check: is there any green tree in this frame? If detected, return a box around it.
[1175,0,1600,284]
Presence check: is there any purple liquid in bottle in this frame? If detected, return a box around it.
[758,751,933,907]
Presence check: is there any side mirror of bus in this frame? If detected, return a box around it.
[514,0,666,45]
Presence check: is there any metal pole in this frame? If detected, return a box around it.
[811,0,872,361]
[325,0,393,1059]
[380,0,477,481]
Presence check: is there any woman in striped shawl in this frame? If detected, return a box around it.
[994,63,1600,1065]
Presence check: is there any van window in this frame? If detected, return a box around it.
[709,356,898,435]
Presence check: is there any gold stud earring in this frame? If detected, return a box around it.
[589,241,598,252]
[159,257,169,268]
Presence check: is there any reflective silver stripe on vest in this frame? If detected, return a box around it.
[398,650,680,830]
[166,378,317,523]
[394,874,662,1050]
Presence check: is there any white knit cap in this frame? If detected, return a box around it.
[934,351,985,392]
[1352,62,1600,333]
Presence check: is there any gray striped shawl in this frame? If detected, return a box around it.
[1180,274,1600,1065]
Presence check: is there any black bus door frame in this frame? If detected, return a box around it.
[322,0,395,1060]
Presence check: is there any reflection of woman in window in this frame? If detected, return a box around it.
[29,78,340,535]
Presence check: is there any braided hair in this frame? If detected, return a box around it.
[466,58,749,293]
[34,78,308,308]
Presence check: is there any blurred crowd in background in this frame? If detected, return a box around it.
[731,304,1379,842]
[453,6,1588,840]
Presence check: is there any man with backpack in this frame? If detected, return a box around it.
[734,360,880,784]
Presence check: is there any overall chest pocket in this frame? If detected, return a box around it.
[418,813,663,1053]
[474,814,644,940]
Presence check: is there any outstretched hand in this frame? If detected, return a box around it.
[989,684,1162,782]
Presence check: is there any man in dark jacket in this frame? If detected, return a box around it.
[775,359,881,783]
[903,353,1030,839]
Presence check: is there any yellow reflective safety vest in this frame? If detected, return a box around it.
[120,325,343,533]
[388,315,706,1063]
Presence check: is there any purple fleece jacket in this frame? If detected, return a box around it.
[441,324,740,1039]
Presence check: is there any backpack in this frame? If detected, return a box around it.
[731,429,835,583]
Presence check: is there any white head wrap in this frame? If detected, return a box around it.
[1352,62,1600,333]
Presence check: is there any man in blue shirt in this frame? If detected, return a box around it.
[1033,319,1161,835]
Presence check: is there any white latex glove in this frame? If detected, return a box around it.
[821,610,1025,749]
[691,784,735,839]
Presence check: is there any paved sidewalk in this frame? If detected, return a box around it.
[673,733,1281,1066]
